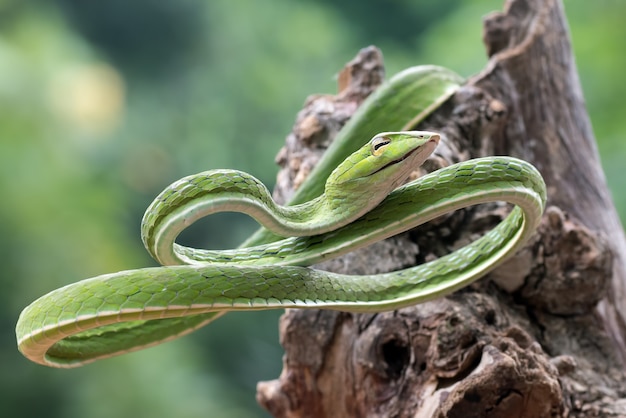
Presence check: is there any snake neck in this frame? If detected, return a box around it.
[141,170,381,264]
[276,192,374,237]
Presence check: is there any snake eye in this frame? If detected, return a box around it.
[371,136,391,156]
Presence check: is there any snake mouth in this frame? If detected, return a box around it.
[371,136,439,176]
[369,148,419,176]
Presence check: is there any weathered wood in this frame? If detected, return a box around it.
[256,0,626,416]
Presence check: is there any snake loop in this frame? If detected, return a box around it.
[16,130,546,368]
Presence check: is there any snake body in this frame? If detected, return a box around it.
[16,67,547,369]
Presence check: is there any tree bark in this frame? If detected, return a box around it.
[256,0,626,416]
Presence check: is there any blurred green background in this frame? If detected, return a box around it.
[1,1,623,417]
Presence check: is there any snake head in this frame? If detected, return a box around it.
[328,131,440,188]
[324,131,440,214]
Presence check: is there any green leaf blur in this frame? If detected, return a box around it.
[2,1,623,417]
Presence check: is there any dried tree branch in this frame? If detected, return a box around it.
[256,0,626,416]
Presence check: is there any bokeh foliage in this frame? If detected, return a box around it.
[1,1,623,417]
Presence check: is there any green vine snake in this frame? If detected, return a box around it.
[16,67,547,368]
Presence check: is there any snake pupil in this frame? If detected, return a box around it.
[372,136,391,154]
[374,140,389,150]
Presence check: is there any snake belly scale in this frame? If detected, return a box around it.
[16,131,546,368]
